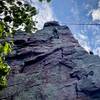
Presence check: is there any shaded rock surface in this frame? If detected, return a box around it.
[0,21,100,100]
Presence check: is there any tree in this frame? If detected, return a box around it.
[0,0,51,90]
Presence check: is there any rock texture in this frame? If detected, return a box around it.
[0,21,100,100]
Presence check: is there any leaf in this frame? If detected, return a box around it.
[0,76,7,90]
[0,57,3,63]
[0,1,5,7]
[3,42,11,55]
[0,44,3,54]
[6,0,15,4]
[17,1,22,5]
[0,22,4,38]
[47,0,51,2]
[0,8,3,14]
[4,16,12,23]
[30,7,37,16]
[0,63,9,76]
[4,11,8,16]
[38,0,42,2]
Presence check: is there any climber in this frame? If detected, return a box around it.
[52,28,59,39]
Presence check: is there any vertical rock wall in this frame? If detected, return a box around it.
[0,21,100,100]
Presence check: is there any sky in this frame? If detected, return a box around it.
[28,0,100,56]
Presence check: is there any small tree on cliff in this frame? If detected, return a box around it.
[0,0,51,90]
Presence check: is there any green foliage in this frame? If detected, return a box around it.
[0,22,4,38]
[0,0,51,90]
[0,0,36,90]
[0,76,7,90]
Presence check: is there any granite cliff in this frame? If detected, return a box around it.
[0,21,100,100]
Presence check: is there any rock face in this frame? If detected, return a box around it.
[0,21,100,100]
